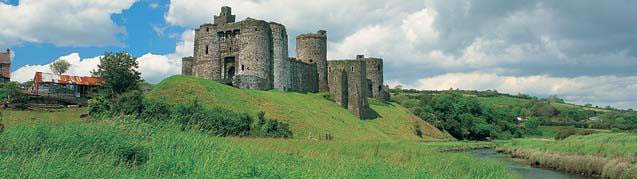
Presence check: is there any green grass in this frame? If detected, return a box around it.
[527,126,611,138]
[0,120,522,178]
[476,95,609,112]
[1,108,85,127]
[146,75,451,141]
[503,133,637,158]
[498,133,637,178]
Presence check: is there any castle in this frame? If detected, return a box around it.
[182,7,389,118]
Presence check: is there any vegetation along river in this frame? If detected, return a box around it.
[469,148,599,179]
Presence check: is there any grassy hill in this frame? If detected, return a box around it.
[475,95,609,113]
[146,75,451,141]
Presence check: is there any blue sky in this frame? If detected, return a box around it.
[7,0,178,71]
[2,0,637,109]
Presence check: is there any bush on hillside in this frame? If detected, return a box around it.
[555,128,599,140]
[555,128,577,140]
[251,112,293,138]
[89,94,293,138]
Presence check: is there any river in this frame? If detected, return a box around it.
[469,148,599,179]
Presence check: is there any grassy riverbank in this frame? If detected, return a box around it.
[498,133,637,178]
[0,119,522,178]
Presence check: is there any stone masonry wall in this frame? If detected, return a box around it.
[270,22,291,91]
[193,23,220,80]
[296,31,328,92]
[359,56,386,101]
[327,60,371,118]
[181,57,194,76]
[289,58,318,93]
[236,18,274,90]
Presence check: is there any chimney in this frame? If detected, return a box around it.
[356,55,365,59]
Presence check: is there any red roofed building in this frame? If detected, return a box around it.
[33,72,103,98]
[0,49,11,82]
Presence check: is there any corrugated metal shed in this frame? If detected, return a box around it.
[34,72,103,86]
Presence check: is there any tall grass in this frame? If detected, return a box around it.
[498,133,637,179]
[0,120,520,178]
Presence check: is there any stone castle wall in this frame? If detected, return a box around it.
[327,60,371,119]
[193,23,219,80]
[289,58,318,93]
[270,22,291,91]
[181,57,194,76]
[359,56,386,101]
[296,31,328,92]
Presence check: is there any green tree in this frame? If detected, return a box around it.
[49,59,71,76]
[1,82,28,105]
[92,52,142,95]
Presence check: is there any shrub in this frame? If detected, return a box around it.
[88,95,111,116]
[251,111,293,138]
[111,90,143,116]
[611,128,621,133]
[93,98,293,138]
[555,128,577,140]
[575,129,598,136]
[414,124,423,138]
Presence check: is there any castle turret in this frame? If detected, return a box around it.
[270,22,291,91]
[233,19,274,90]
[214,6,236,25]
[296,30,328,92]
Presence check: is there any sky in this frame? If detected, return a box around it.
[2,0,636,109]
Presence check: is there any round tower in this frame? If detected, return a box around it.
[236,19,273,90]
[296,30,328,92]
[269,22,290,91]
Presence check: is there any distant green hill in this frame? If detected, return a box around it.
[146,76,452,141]
[392,89,636,136]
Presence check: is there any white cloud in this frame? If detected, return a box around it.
[11,30,195,83]
[398,72,637,109]
[11,53,101,82]
[401,8,439,45]
[0,0,136,47]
